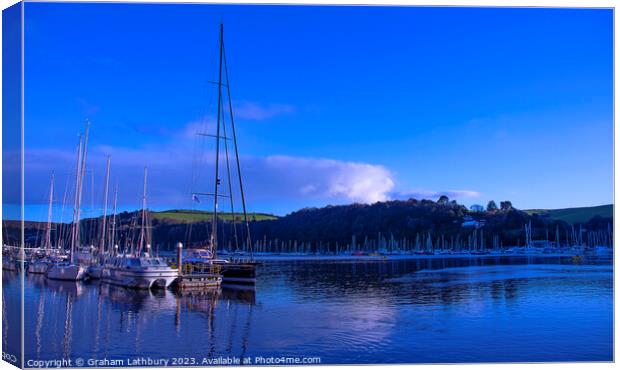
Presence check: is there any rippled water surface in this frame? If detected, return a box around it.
[3,256,613,365]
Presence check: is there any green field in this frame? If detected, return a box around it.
[525,204,613,224]
[152,209,278,223]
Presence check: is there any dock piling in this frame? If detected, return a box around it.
[177,242,183,275]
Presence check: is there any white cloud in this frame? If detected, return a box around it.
[180,117,216,138]
[234,101,295,120]
[262,156,394,204]
[21,120,478,214]
[22,131,396,210]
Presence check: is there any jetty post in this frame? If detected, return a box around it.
[176,242,183,275]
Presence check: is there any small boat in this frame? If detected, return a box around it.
[47,261,88,281]
[2,253,16,271]
[102,168,179,289]
[102,255,178,289]
[88,253,115,280]
[211,259,258,285]
[29,173,56,275]
[184,248,214,263]
[28,259,52,274]
[182,249,255,284]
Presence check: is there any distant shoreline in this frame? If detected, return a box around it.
[219,251,603,262]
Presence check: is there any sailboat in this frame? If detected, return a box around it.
[28,172,56,274]
[2,248,17,272]
[47,121,91,281]
[101,167,179,289]
[88,156,111,279]
[190,24,258,285]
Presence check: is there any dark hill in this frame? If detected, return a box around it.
[6,200,612,252]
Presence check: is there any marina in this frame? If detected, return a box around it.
[1,20,612,295]
[2,3,614,367]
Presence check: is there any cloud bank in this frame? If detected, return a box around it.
[19,120,478,217]
[260,156,394,204]
[21,141,396,212]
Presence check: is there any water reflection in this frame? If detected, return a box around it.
[3,269,23,365]
[13,256,614,364]
[21,274,258,362]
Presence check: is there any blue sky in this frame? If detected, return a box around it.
[13,3,614,220]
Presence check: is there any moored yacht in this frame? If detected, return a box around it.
[101,254,178,289]
[2,252,17,271]
[47,121,91,281]
[28,258,53,274]
[102,168,178,289]
[187,24,258,285]
[183,248,257,284]
[47,261,88,280]
[29,173,57,275]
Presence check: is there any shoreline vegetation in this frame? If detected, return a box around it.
[5,199,613,254]
[222,251,593,262]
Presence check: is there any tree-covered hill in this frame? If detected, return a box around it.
[525,204,613,224]
[6,199,612,252]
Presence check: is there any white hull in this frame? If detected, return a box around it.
[47,264,87,281]
[102,267,178,289]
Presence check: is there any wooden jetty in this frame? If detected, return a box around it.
[171,243,223,291]
[176,273,222,289]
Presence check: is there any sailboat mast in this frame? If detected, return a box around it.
[99,156,111,256]
[223,38,253,257]
[110,184,118,254]
[75,121,90,254]
[57,175,70,250]
[211,23,225,258]
[221,100,239,250]
[137,167,148,256]
[44,171,55,249]
[70,135,84,260]
[70,120,90,263]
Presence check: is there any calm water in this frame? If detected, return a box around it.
[3,256,613,366]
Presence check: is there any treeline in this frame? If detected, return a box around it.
[246,199,611,252]
[5,198,613,252]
